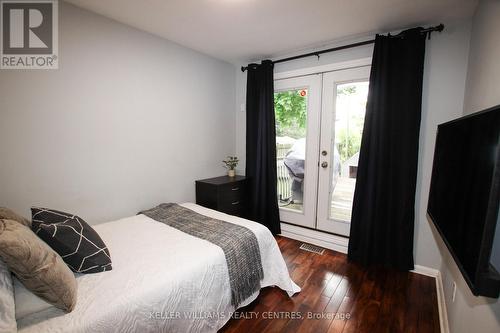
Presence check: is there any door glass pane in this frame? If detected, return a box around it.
[274,88,308,212]
[330,82,369,221]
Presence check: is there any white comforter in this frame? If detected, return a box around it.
[17,203,300,333]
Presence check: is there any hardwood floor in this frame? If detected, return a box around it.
[219,236,440,333]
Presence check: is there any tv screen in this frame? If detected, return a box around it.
[492,213,500,272]
[428,105,500,298]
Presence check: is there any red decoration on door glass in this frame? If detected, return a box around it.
[300,90,306,97]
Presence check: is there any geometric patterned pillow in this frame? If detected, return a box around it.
[31,208,112,274]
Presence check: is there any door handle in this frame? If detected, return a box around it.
[321,161,328,168]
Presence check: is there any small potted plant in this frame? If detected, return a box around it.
[222,156,239,177]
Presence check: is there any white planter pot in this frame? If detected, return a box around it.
[228,170,236,177]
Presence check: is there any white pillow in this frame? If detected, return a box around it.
[0,258,17,332]
[13,277,53,320]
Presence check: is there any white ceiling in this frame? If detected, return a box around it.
[65,0,477,64]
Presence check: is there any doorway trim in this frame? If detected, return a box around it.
[316,67,371,236]
[275,57,372,250]
[280,222,349,253]
[274,57,372,80]
[275,74,322,229]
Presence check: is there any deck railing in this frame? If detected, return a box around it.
[276,143,293,201]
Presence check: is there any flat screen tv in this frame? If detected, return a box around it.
[428,105,500,298]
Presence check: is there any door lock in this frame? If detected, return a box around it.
[321,161,328,168]
[321,150,328,156]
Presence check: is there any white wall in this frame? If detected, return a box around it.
[463,0,500,115]
[235,69,247,175]
[0,2,236,224]
[414,20,472,269]
[437,1,500,332]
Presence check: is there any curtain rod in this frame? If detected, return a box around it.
[241,23,444,72]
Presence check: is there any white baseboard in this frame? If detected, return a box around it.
[412,265,439,277]
[435,270,450,333]
[279,222,349,254]
[412,265,449,333]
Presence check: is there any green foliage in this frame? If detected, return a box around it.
[337,85,357,96]
[335,85,364,162]
[274,90,307,139]
[222,156,239,170]
[336,128,361,162]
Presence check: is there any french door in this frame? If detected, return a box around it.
[275,66,370,237]
[275,74,321,229]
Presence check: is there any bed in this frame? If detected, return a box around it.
[14,203,300,333]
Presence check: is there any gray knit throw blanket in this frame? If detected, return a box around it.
[139,203,264,307]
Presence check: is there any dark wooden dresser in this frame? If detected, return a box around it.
[195,175,249,218]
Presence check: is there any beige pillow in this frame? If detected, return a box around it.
[0,219,77,312]
[0,207,31,227]
[0,259,17,332]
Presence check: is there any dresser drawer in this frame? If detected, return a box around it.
[218,184,244,204]
[219,199,246,216]
[195,175,250,218]
[221,183,245,193]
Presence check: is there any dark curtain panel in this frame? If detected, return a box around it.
[245,60,281,235]
[348,28,427,270]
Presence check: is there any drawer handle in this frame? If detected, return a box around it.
[231,201,240,205]
[231,187,240,191]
